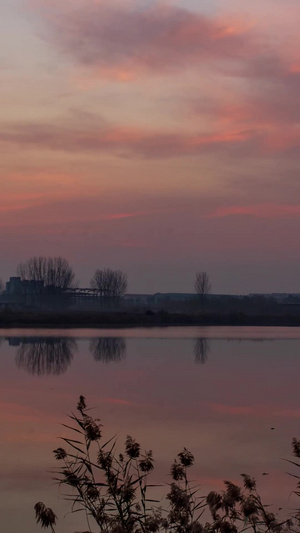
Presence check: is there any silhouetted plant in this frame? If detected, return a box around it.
[90,337,126,363]
[35,397,300,533]
[15,337,76,375]
[34,502,57,532]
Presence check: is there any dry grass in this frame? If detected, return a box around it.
[35,397,300,533]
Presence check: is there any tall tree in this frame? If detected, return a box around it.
[90,268,127,298]
[16,256,76,289]
[195,271,211,296]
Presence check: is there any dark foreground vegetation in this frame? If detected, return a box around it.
[36,396,300,533]
[2,310,300,328]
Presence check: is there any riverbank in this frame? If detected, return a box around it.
[1,310,300,328]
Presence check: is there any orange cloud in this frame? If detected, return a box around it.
[213,16,253,40]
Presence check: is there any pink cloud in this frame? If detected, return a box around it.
[207,204,300,219]
[0,119,257,158]
[0,196,169,228]
[98,212,148,221]
[0,193,47,213]
[234,76,300,126]
[32,1,255,78]
[21,0,300,173]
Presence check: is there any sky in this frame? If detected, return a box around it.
[1,0,300,293]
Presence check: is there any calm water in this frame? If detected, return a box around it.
[1,326,300,532]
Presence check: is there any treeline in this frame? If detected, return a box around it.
[0,258,298,316]
[2,310,300,328]
[1,257,213,298]
[2,256,128,297]
[159,295,287,316]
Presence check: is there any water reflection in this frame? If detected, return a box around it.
[194,338,210,364]
[14,337,76,376]
[90,337,126,363]
[1,327,300,533]
[1,335,273,374]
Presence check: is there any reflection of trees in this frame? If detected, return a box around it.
[15,337,76,376]
[194,338,210,364]
[90,337,126,363]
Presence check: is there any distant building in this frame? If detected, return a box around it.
[6,277,44,295]
[249,293,300,302]
[152,292,196,303]
[0,277,45,310]
[123,294,153,305]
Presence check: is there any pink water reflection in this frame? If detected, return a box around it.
[0,327,299,533]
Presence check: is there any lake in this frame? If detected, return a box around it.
[0,326,299,533]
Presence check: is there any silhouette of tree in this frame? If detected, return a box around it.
[90,337,126,363]
[0,278,3,293]
[15,337,77,375]
[195,271,211,295]
[16,256,76,290]
[194,338,210,364]
[90,268,127,298]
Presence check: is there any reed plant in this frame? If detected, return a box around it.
[35,396,300,533]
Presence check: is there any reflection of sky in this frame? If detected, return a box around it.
[0,327,300,532]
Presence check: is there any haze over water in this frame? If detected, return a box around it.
[0,326,299,533]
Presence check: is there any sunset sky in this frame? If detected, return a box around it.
[2,0,300,293]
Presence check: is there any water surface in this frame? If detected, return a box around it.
[0,326,299,532]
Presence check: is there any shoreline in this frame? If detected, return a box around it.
[1,311,300,328]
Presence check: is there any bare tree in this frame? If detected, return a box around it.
[16,256,76,289]
[195,271,211,296]
[90,268,127,298]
